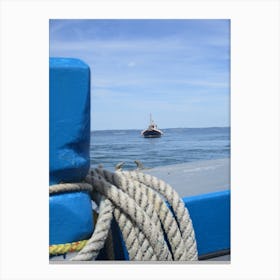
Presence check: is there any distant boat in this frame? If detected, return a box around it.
[141,114,163,138]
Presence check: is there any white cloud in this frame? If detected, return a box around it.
[49,37,191,54]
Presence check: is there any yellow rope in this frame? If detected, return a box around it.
[50,210,99,256]
[49,239,88,255]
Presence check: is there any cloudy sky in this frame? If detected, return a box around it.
[49,19,230,130]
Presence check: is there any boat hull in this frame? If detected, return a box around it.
[142,130,162,138]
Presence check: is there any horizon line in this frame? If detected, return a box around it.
[91,126,230,132]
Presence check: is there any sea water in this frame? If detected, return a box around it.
[90,127,230,171]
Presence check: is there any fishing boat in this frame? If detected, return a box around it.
[141,114,163,138]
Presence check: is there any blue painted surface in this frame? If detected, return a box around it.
[95,218,129,260]
[110,190,230,260]
[183,190,230,256]
[111,219,129,260]
[49,58,93,246]
[49,57,90,185]
[49,191,94,245]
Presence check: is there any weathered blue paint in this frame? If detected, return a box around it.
[49,57,90,185]
[49,191,94,244]
[49,58,93,246]
[183,190,230,256]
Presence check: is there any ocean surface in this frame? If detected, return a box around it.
[90,127,230,171]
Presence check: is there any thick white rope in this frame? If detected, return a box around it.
[50,167,198,261]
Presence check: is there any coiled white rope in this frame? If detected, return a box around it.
[50,166,198,261]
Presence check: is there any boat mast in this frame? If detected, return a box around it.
[150,113,155,126]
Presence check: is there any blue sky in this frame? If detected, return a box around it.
[49,19,230,130]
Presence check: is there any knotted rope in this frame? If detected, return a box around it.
[49,166,198,261]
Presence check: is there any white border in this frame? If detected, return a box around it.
[0,0,279,279]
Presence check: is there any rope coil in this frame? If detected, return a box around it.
[49,167,198,261]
